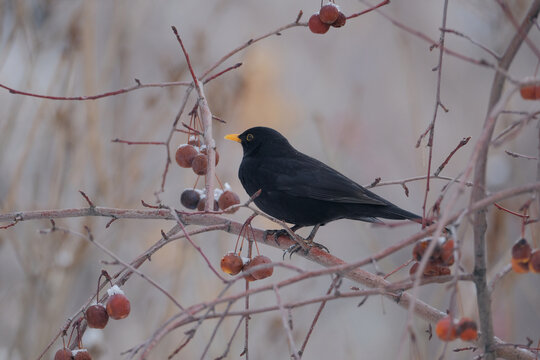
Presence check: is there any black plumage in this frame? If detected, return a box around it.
[225,127,421,233]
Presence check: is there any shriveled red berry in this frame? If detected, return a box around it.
[244,273,257,282]
[200,147,219,166]
[331,12,347,27]
[412,239,429,261]
[520,85,537,100]
[409,262,419,278]
[319,3,339,24]
[435,316,457,341]
[529,249,540,273]
[243,255,273,280]
[511,257,529,273]
[181,189,201,209]
[73,349,92,360]
[54,348,73,360]
[220,253,244,275]
[106,286,130,320]
[197,197,219,211]
[218,191,240,213]
[308,14,330,34]
[85,304,109,329]
[441,239,455,266]
[192,154,208,175]
[175,144,198,168]
[512,238,532,263]
[456,317,478,341]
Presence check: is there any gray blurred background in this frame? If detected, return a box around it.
[0,0,539,359]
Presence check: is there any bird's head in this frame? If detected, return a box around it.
[225,127,293,157]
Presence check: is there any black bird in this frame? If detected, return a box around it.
[225,127,421,250]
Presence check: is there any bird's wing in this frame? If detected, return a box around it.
[268,153,388,206]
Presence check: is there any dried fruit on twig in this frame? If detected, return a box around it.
[175,144,199,168]
[106,285,131,320]
[308,14,330,34]
[197,197,219,211]
[511,257,529,273]
[319,3,340,24]
[441,239,455,266]
[188,136,201,147]
[331,12,347,28]
[218,190,240,213]
[456,317,478,341]
[435,316,457,341]
[243,255,273,280]
[520,85,539,100]
[181,189,201,209]
[220,253,244,275]
[511,238,532,263]
[85,304,109,329]
[529,249,540,273]
[192,154,209,175]
[54,348,72,360]
[200,147,220,166]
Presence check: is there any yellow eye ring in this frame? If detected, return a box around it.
[246,134,254,141]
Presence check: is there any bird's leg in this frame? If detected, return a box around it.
[283,224,329,258]
[265,225,303,246]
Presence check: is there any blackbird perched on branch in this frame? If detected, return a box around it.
[225,127,421,252]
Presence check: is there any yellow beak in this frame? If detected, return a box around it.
[224,133,241,143]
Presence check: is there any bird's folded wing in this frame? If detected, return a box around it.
[270,156,387,206]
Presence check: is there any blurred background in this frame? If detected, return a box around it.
[0,0,539,359]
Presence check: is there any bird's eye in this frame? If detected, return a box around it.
[246,134,254,141]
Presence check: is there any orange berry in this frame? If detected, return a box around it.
[243,255,273,280]
[175,144,198,168]
[511,238,532,263]
[188,136,201,147]
[218,191,240,213]
[319,3,339,24]
[73,349,92,360]
[529,249,540,273]
[520,85,537,100]
[106,286,130,320]
[435,316,457,341]
[409,262,419,278]
[441,239,455,266]
[85,304,109,329]
[456,318,478,341]
[308,14,330,34]
[511,257,529,274]
[220,253,244,275]
[412,239,429,261]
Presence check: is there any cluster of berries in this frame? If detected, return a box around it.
[181,186,240,212]
[410,237,454,278]
[308,2,347,34]
[220,253,273,281]
[520,83,540,100]
[175,136,219,176]
[54,285,131,360]
[435,316,478,342]
[511,238,540,274]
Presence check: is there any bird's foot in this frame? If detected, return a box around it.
[264,229,290,246]
[283,238,330,259]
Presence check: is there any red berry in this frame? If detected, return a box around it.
[319,3,339,24]
[181,189,201,209]
[218,191,241,213]
[511,238,532,263]
[192,154,208,175]
[529,249,540,273]
[73,349,92,360]
[197,197,219,211]
[188,136,201,147]
[435,316,457,341]
[331,12,347,27]
[409,262,419,278]
[441,239,455,266]
[308,14,330,34]
[220,253,244,275]
[243,255,273,280]
[54,348,72,360]
[85,304,109,329]
[456,318,478,341]
[106,286,130,320]
[520,85,537,100]
[175,144,199,168]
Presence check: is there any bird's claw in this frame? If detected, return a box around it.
[264,229,290,246]
[282,240,330,259]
